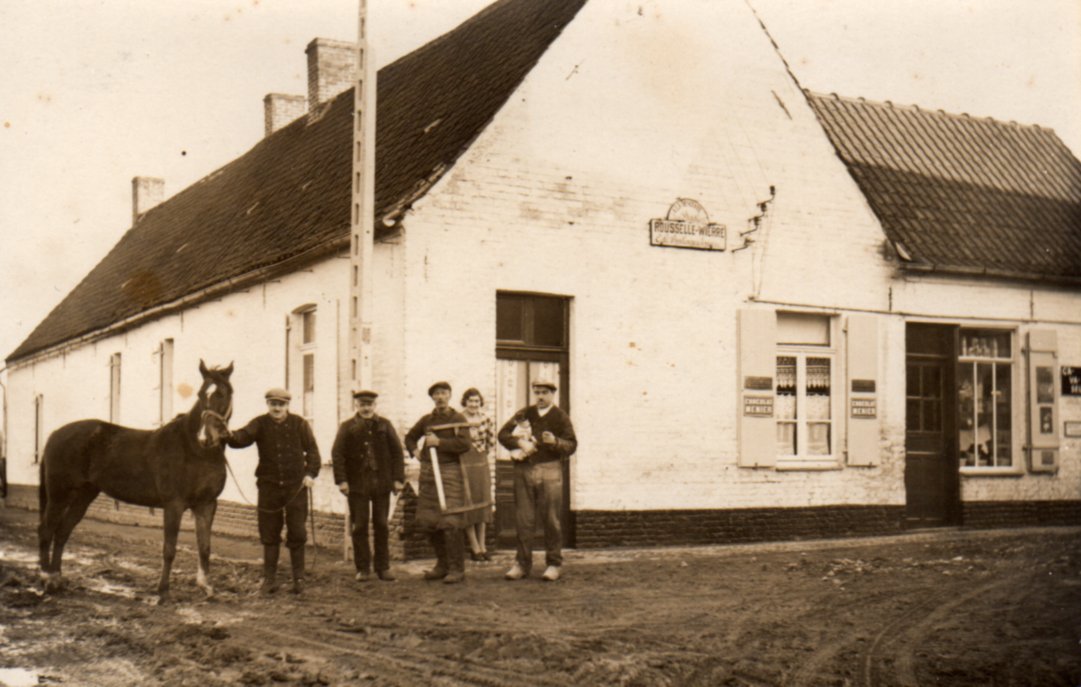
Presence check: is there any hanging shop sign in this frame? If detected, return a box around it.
[650,198,726,251]
[1062,366,1081,396]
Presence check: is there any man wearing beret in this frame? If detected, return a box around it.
[332,390,405,582]
[498,380,577,582]
[404,381,474,584]
[226,388,321,594]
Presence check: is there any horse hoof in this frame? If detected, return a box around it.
[200,586,216,600]
[40,572,63,593]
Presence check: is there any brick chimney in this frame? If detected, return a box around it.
[132,176,164,225]
[264,93,307,136]
[306,38,357,109]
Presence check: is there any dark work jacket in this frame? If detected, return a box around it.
[331,414,404,494]
[227,413,321,486]
[404,408,472,464]
[497,405,577,465]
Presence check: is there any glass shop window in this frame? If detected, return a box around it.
[957,329,1012,468]
[776,313,835,462]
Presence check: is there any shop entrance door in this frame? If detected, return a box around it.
[493,293,572,549]
[904,324,960,526]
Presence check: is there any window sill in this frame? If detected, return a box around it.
[774,461,842,472]
[959,466,1024,477]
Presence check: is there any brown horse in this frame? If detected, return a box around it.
[38,360,233,600]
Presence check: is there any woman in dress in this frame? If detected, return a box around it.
[461,387,495,561]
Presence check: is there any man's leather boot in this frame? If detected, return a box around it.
[289,545,305,595]
[260,545,280,595]
[423,530,448,580]
[443,530,465,584]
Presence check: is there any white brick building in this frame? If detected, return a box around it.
[5,0,1080,550]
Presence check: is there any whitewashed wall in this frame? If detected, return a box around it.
[393,0,1081,513]
[5,254,355,515]
[392,0,904,511]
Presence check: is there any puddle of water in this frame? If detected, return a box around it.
[0,667,41,686]
[177,607,204,624]
[0,545,39,566]
[83,578,136,600]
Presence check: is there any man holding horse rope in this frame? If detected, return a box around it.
[226,387,321,595]
[332,390,405,583]
[404,381,475,584]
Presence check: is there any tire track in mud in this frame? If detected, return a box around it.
[861,576,1013,687]
[782,586,904,687]
[248,622,571,687]
[992,578,1048,687]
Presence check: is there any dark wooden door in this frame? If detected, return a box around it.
[493,293,573,549]
[904,324,960,526]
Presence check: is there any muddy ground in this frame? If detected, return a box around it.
[1,507,1080,687]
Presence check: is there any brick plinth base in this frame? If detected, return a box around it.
[4,483,411,562]
[574,505,907,548]
[8,484,1081,557]
[962,500,1081,528]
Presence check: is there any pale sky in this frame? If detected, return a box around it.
[1,0,1079,367]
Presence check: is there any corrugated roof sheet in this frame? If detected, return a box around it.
[9,0,586,363]
[807,92,1081,282]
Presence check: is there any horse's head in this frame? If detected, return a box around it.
[197,360,234,449]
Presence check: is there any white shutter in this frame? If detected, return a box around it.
[738,309,776,467]
[1028,329,1059,472]
[845,314,880,467]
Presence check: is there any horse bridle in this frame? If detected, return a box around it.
[200,393,233,441]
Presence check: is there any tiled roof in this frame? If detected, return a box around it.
[807,92,1081,282]
[9,0,586,363]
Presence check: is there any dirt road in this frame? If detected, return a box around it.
[2,507,1079,686]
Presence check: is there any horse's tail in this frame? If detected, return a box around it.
[38,456,46,522]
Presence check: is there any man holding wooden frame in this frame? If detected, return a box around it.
[404,381,486,584]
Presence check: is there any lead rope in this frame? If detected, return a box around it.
[223,457,315,570]
[307,486,317,572]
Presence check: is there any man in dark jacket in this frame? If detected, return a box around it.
[332,390,404,582]
[226,387,321,594]
[404,381,474,584]
[497,380,577,582]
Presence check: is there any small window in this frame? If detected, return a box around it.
[109,353,122,423]
[778,312,830,346]
[289,305,317,423]
[33,394,44,464]
[302,353,315,420]
[958,329,1013,468]
[776,314,836,463]
[159,339,174,425]
[496,295,525,342]
[301,309,316,346]
[532,298,565,347]
[496,292,566,348]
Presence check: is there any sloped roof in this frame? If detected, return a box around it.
[807,92,1081,282]
[9,0,586,363]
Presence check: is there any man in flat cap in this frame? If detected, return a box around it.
[498,379,577,582]
[404,381,474,583]
[227,387,321,594]
[332,390,405,582]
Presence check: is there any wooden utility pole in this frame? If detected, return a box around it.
[343,0,378,561]
[350,0,377,397]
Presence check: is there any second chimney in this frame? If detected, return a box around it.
[132,176,165,225]
[306,38,358,110]
[264,93,307,137]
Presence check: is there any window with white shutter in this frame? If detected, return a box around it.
[774,313,839,467]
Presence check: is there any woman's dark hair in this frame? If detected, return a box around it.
[461,387,484,407]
